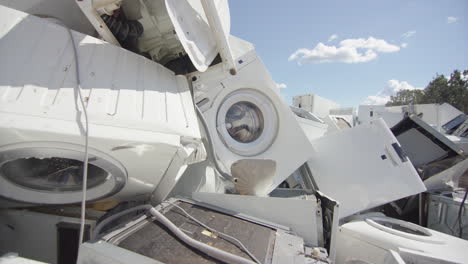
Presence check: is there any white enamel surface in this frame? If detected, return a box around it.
[306,119,426,218]
[336,216,468,264]
[165,0,230,72]
[0,6,203,205]
[296,116,328,141]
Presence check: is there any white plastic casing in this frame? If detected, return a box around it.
[336,216,468,264]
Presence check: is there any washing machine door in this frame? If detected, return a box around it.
[0,144,126,206]
[216,89,278,157]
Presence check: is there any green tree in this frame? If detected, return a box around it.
[385,69,468,113]
[386,89,425,106]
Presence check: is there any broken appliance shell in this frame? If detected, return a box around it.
[192,191,324,246]
[427,190,468,240]
[391,115,465,169]
[76,0,234,73]
[292,94,340,119]
[305,118,426,218]
[358,105,404,128]
[336,215,468,264]
[0,208,102,263]
[358,103,464,132]
[391,115,466,191]
[78,198,328,264]
[0,0,96,36]
[291,106,328,141]
[0,6,204,206]
[189,45,315,195]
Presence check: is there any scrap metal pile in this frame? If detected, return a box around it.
[0,1,467,264]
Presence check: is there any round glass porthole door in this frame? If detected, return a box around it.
[1,157,108,192]
[225,101,264,143]
[217,89,278,156]
[0,145,126,205]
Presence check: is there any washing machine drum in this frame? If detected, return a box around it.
[0,146,126,205]
[216,89,278,156]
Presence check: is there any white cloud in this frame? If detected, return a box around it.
[275,82,287,89]
[401,30,416,38]
[401,43,408,48]
[340,38,400,52]
[362,80,422,105]
[288,37,400,64]
[328,34,339,42]
[447,16,458,24]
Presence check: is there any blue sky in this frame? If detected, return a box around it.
[229,0,468,107]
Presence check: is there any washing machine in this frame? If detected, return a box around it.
[0,6,204,207]
[335,215,468,264]
[188,38,315,195]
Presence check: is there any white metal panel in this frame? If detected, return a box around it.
[165,0,230,72]
[362,103,464,131]
[307,119,426,218]
[437,103,464,128]
[358,105,404,127]
[408,103,463,130]
[193,192,321,245]
[78,241,159,264]
[296,116,328,141]
[272,230,306,264]
[0,6,199,138]
[0,6,204,205]
[336,216,468,264]
[0,209,98,263]
[0,0,96,36]
[293,94,340,119]
[427,191,468,240]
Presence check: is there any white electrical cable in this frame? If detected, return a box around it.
[91,201,261,264]
[162,201,261,264]
[149,207,256,264]
[63,23,90,246]
[194,105,232,180]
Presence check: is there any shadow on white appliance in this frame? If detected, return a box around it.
[189,40,314,195]
[336,215,468,264]
[0,6,204,207]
